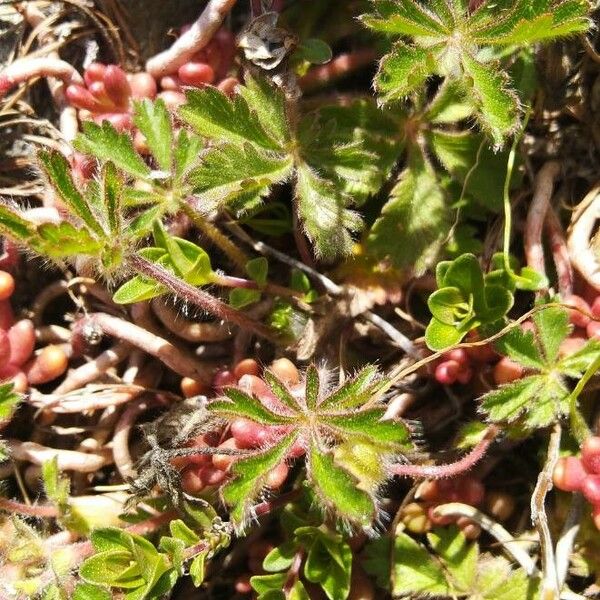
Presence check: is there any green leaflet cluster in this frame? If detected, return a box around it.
[481,307,600,430]
[362,0,589,144]
[208,365,413,527]
[179,77,398,260]
[364,525,538,598]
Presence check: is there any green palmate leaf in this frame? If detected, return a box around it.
[481,373,568,429]
[179,86,283,151]
[262,370,302,412]
[173,129,203,180]
[308,444,375,526]
[493,327,544,370]
[100,162,122,236]
[470,0,589,45]
[461,52,520,145]
[559,339,600,376]
[295,162,362,261]
[75,121,151,179]
[323,409,412,448]
[391,530,450,596]
[366,149,449,275]
[188,143,293,206]
[425,79,475,124]
[211,387,293,425]
[362,0,449,36]
[238,75,289,147]
[304,365,320,410]
[34,222,103,257]
[534,305,570,363]
[428,527,477,592]
[38,150,103,236]
[319,366,380,411]
[222,432,298,523]
[0,203,36,241]
[133,99,173,172]
[375,42,434,102]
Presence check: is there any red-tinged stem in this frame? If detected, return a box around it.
[0,497,59,518]
[299,50,377,92]
[524,161,561,288]
[0,56,83,99]
[391,425,499,479]
[129,253,278,342]
[544,207,573,298]
[145,0,237,78]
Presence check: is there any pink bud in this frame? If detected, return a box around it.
[8,319,35,367]
[93,112,133,131]
[493,357,525,385]
[587,321,600,340]
[87,81,114,107]
[159,75,182,91]
[157,90,186,110]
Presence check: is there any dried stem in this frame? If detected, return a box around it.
[129,253,278,342]
[53,342,131,394]
[151,298,232,343]
[391,425,498,479]
[0,56,83,98]
[145,0,237,78]
[555,494,584,591]
[568,188,600,290]
[30,384,144,413]
[113,394,170,480]
[6,439,110,472]
[78,312,216,381]
[524,161,561,286]
[531,423,561,599]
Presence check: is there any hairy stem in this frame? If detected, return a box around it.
[391,425,498,479]
[129,253,278,342]
[531,423,561,599]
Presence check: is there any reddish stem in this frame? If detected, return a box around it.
[129,254,278,342]
[0,57,83,99]
[0,497,59,518]
[524,161,561,285]
[391,425,499,479]
[544,207,573,297]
